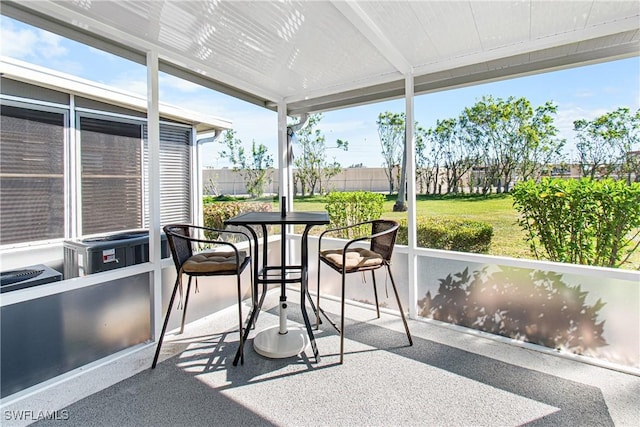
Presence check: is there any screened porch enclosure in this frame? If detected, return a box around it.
[0,59,232,398]
[0,0,639,406]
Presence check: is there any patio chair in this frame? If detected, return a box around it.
[316,219,413,363]
[151,224,253,368]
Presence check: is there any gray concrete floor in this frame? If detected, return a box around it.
[2,289,639,426]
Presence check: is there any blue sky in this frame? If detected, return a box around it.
[2,15,639,168]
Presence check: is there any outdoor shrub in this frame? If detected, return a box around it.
[512,178,640,268]
[396,217,493,253]
[202,195,245,204]
[325,191,385,238]
[202,201,271,240]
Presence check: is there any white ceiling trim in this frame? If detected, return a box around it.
[412,20,640,77]
[0,56,232,132]
[331,0,413,75]
[12,1,152,60]
[281,68,403,106]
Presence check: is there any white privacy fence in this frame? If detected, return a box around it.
[203,168,393,196]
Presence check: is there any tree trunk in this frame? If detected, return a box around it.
[393,138,408,212]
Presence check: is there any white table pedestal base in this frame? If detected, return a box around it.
[253,325,310,358]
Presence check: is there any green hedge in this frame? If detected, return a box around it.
[202,201,271,240]
[512,177,640,267]
[325,191,385,238]
[396,217,493,253]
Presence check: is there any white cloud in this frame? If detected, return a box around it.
[1,18,79,74]
[574,89,594,98]
[160,74,202,93]
[554,104,609,157]
[103,72,148,96]
[0,19,68,59]
[164,94,230,117]
[0,20,39,58]
[35,30,67,58]
[555,105,608,131]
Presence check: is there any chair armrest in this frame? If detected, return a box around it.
[318,220,398,253]
[165,226,251,265]
[318,220,377,248]
[341,224,398,252]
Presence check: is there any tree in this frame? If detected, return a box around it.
[461,96,564,193]
[518,101,566,182]
[219,129,273,198]
[415,125,438,194]
[428,117,478,194]
[292,114,348,196]
[376,111,405,195]
[574,107,640,182]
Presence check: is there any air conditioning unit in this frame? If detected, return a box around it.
[63,230,169,279]
[0,264,62,293]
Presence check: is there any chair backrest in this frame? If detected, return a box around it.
[370,220,399,262]
[163,224,194,271]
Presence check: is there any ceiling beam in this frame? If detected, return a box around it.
[286,34,639,116]
[331,0,412,75]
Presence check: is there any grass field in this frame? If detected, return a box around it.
[293,193,530,259]
[288,193,639,269]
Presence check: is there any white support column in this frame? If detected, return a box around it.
[192,126,201,226]
[405,74,418,319]
[147,50,162,340]
[277,100,289,205]
[277,101,295,263]
[68,94,79,239]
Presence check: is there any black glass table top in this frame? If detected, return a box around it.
[225,211,329,226]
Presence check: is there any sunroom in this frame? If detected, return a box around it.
[0,1,639,425]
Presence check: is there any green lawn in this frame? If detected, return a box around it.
[293,193,529,258]
[238,193,637,268]
[291,194,639,269]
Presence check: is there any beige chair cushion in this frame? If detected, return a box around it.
[181,251,246,274]
[320,248,383,271]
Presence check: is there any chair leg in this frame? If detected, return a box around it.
[316,258,321,329]
[247,258,258,330]
[371,270,380,318]
[387,265,413,346]
[340,270,346,364]
[151,277,181,369]
[236,274,245,366]
[247,281,268,330]
[179,276,193,334]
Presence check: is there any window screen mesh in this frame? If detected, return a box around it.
[80,117,142,235]
[1,109,193,243]
[0,105,65,245]
[143,124,192,226]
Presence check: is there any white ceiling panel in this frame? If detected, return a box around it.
[470,0,532,49]
[3,0,638,114]
[352,1,436,68]
[409,1,483,62]
[530,1,589,39]
[588,0,640,26]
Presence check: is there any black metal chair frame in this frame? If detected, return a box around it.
[316,219,413,363]
[151,224,255,368]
